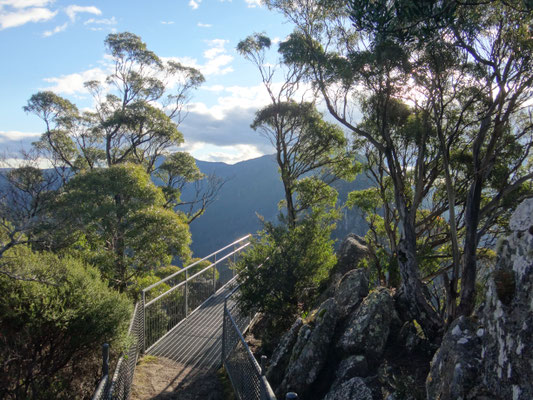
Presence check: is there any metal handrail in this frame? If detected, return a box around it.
[90,235,253,400]
[143,234,251,293]
[222,283,277,400]
[144,241,251,308]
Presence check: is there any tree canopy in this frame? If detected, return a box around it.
[265,0,533,338]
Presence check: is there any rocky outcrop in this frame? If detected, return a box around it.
[426,317,483,399]
[477,198,533,400]
[277,298,338,398]
[334,268,369,319]
[337,288,398,361]
[336,234,370,275]
[323,377,373,400]
[332,355,369,388]
[427,198,533,400]
[265,318,303,387]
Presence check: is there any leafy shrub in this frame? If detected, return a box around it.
[236,211,337,349]
[0,247,132,399]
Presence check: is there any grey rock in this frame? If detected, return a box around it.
[332,355,369,389]
[334,269,369,319]
[277,298,338,398]
[397,321,430,355]
[336,234,370,275]
[477,198,533,400]
[426,316,482,400]
[337,287,396,361]
[266,318,303,387]
[426,198,533,400]
[323,377,373,400]
[509,197,533,231]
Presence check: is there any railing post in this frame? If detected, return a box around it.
[260,355,267,375]
[102,343,109,378]
[141,291,146,354]
[185,269,189,317]
[221,296,227,366]
[213,253,217,293]
[233,243,236,278]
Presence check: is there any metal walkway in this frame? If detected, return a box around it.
[147,280,236,372]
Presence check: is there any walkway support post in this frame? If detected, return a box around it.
[141,290,146,354]
[261,355,267,375]
[221,295,227,366]
[185,269,189,317]
[102,343,109,378]
[213,253,217,293]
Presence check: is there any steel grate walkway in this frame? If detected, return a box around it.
[147,280,236,371]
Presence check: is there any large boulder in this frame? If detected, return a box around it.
[265,318,303,387]
[277,298,338,398]
[336,234,370,275]
[323,377,373,400]
[426,316,483,400]
[477,198,533,399]
[337,288,397,361]
[334,268,369,319]
[426,199,533,400]
[331,355,369,389]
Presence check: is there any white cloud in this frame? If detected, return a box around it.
[0,157,53,169]
[197,22,211,28]
[84,16,116,25]
[178,142,266,164]
[0,6,56,29]
[164,39,234,77]
[0,130,41,141]
[64,5,100,22]
[43,67,108,95]
[161,20,174,25]
[0,131,47,166]
[202,39,233,75]
[42,21,66,36]
[0,0,52,8]
[244,0,261,8]
[202,85,225,92]
[188,0,200,10]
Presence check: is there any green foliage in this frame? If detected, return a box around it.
[236,33,272,54]
[26,32,204,175]
[236,209,337,343]
[156,152,205,206]
[251,100,356,226]
[0,245,131,399]
[52,163,191,290]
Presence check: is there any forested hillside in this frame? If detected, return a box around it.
[187,154,371,256]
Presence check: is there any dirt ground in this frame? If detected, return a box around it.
[131,356,224,400]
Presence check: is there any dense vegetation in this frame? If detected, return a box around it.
[0,33,214,398]
[236,0,532,345]
[0,0,531,398]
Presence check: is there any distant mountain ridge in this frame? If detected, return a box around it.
[187,154,371,257]
[0,154,372,259]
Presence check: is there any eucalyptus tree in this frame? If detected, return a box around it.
[25,32,204,176]
[22,32,222,221]
[14,32,217,286]
[238,33,358,229]
[264,0,533,338]
[53,163,191,291]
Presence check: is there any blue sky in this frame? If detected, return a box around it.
[0,0,295,164]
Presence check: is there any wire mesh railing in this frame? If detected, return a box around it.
[142,234,251,352]
[92,301,143,400]
[222,285,277,400]
[91,234,251,400]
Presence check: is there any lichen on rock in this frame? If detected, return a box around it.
[337,287,398,361]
